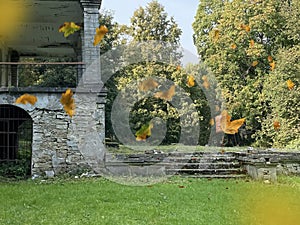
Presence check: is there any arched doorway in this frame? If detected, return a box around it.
[0,105,33,178]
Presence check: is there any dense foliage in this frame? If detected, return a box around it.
[193,0,299,148]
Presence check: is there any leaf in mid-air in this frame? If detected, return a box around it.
[269,61,275,71]
[187,75,195,87]
[15,94,37,105]
[93,25,108,46]
[154,85,175,101]
[209,118,215,126]
[273,120,280,130]
[135,122,154,141]
[138,78,159,91]
[267,55,273,62]
[60,89,75,117]
[249,39,255,48]
[212,29,220,41]
[240,24,250,32]
[202,75,210,89]
[220,110,245,134]
[59,22,81,37]
[286,79,295,90]
[252,61,258,67]
[230,43,237,49]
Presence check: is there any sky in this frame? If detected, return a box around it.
[101,0,200,59]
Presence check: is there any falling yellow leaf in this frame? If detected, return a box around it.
[220,110,245,134]
[267,55,273,62]
[138,78,159,91]
[249,39,255,48]
[135,122,153,141]
[252,61,259,67]
[240,24,250,32]
[60,89,75,117]
[273,120,280,130]
[230,43,237,49]
[154,85,175,101]
[15,94,37,105]
[212,29,220,41]
[59,22,81,38]
[202,76,210,89]
[176,65,181,71]
[287,79,295,90]
[209,118,215,126]
[187,75,195,87]
[93,25,108,46]
[269,61,275,71]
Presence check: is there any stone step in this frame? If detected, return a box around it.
[166,168,244,175]
[181,174,247,179]
[105,162,241,169]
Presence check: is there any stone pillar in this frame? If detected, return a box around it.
[78,0,103,92]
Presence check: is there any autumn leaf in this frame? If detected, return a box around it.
[202,75,210,89]
[249,39,255,48]
[273,120,280,130]
[60,89,75,117]
[269,61,275,71]
[187,75,195,87]
[267,55,273,62]
[240,24,250,32]
[138,78,159,91]
[154,85,175,101]
[252,61,259,67]
[176,65,181,71]
[230,43,237,49]
[135,122,154,141]
[15,94,37,105]
[286,79,295,90]
[212,29,220,41]
[220,110,245,134]
[209,118,215,126]
[59,22,81,38]
[93,25,108,46]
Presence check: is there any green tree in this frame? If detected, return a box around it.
[193,0,300,147]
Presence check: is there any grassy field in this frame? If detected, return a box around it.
[1,176,300,225]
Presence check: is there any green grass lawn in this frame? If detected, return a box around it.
[1,176,300,225]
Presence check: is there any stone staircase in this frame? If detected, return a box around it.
[104,151,247,178]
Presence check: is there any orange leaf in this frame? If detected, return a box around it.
[15,94,37,105]
[187,75,195,87]
[286,79,295,90]
[273,121,280,130]
[154,85,175,101]
[202,75,210,89]
[59,22,80,38]
[212,29,220,41]
[60,89,75,117]
[249,39,255,48]
[269,61,275,71]
[176,65,181,71]
[138,78,159,91]
[209,118,215,126]
[93,25,108,46]
[220,110,245,134]
[135,122,153,141]
[240,24,250,32]
[267,55,273,62]
[230,43,237,49]
[252,61,259,67]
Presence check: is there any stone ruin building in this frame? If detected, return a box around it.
[0,0,106,177]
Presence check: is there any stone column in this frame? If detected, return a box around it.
[79,0,102,89]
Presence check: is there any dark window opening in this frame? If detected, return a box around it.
[0,105,33,178]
